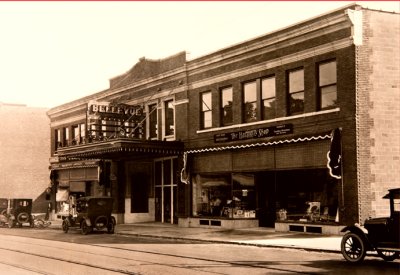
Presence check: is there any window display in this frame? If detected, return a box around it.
[192,173,256,219]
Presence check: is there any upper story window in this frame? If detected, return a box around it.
[72,125,79,145]
[243,81,257,123]
[261,76,276,120]
[221,86,233,126]
[288,68,304,115]
[148,103,158,139]
[164,100,174,137]
[79,123,86,144]
[318,60,337,110]
[62,127,69,146]
[200,91,212,129]
[55,129,61,150]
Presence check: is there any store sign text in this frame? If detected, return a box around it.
[214,124,293,143]
[88,101,143,117]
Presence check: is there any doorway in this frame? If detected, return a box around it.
[154,158,178,224]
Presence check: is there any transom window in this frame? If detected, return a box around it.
[318,60,337,110]
[288,68,304,115]
[201,91,212,129]
[221,87,233,126]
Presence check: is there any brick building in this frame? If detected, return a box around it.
[0,103,50,212]
[47,4,399,234]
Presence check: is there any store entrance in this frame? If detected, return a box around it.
[257,172,276,227]
[154,158,178,224]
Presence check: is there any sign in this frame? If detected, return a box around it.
[87,101,144,119]
[214,124,293,143]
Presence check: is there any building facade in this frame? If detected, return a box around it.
[0,103,50,212]
[47,4,399,234]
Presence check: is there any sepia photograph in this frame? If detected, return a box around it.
[0,1,399,274]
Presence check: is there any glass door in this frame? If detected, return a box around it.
[154,158,178,224]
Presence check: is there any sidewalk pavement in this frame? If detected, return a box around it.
[49,220,343,253]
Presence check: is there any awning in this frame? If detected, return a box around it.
[50,160,100,170]
[56,138,184,160]
[185,132,332,154]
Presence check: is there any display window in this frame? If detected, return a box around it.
[192,173,256,219]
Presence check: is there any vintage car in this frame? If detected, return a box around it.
[341,188,400,262]
[62,196,116,235]
[6,199,34,228]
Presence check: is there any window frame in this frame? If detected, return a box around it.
[220,86,233,127]
[147,102,159,140]
[287,68,305,116]
[200,91,212,129]
[318,59,337,110]
[242,80,258,123]
[261,75,276,120]
[163,98,175,139]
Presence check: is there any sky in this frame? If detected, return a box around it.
[0,1,398,109]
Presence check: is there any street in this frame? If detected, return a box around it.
[0,227,398,274]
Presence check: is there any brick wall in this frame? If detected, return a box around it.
[0,103,50,209]
[357,10,400,221]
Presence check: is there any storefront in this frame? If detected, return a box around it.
[179,130,341,232]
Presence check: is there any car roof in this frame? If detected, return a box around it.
[383,188,400,199]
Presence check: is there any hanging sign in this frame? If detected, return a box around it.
[214,124,293,143]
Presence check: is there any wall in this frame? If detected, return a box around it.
[0,103,50,211]
[357,10,400,220]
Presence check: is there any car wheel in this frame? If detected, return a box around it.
[377,250,399,261]
[341,232,367,263]
[81,221,91,235]
[62,220,69,233]
[107,221,114,234]
[17,212,30,224]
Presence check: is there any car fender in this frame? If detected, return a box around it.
[341,223,373,249]
[83,217,92,227]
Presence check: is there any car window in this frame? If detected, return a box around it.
[394,199,400,212]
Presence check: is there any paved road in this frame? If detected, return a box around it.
[0,228,398,274]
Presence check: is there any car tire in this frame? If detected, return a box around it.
[62,220,69,233]
[377,250,399,261]
[107,221,114,234]
[17,212,30,224]
[81,221,91,235]
[341,232,367,263]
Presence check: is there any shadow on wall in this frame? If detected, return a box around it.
[32,191,50,213]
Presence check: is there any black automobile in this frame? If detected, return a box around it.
[62,196,116,235]
[341,188,400,262]
[7,199,34,228]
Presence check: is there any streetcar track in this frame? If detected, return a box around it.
[0,234,311,274]
[0,259,51,275]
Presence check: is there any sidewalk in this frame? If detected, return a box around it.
[50,220,342,253]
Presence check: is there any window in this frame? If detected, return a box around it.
[243,81,257,123]
[164,100,174,137]
[221,87,233,126]
[72,125,79,145]
[62,127,69,146]
[318,60,337,110]
[200,91,212,129]
[148,103,158,139]
[288,68,304,115]
[261,76,276,120]
[55,129,61,150]
[79,123,86,143]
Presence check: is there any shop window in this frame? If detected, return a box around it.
[318,60,337,110]
[220,86,233,126]
[148,103,158,139]
[288,68,304,115]
[261,76,276,120]
[243,81,258,123]
[200,91,212,129]
[164,100,174,137]
[192,173,256,219]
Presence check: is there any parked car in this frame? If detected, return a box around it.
[7,199,34,228]
[341,188,400,262]
[62,196,116,235]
